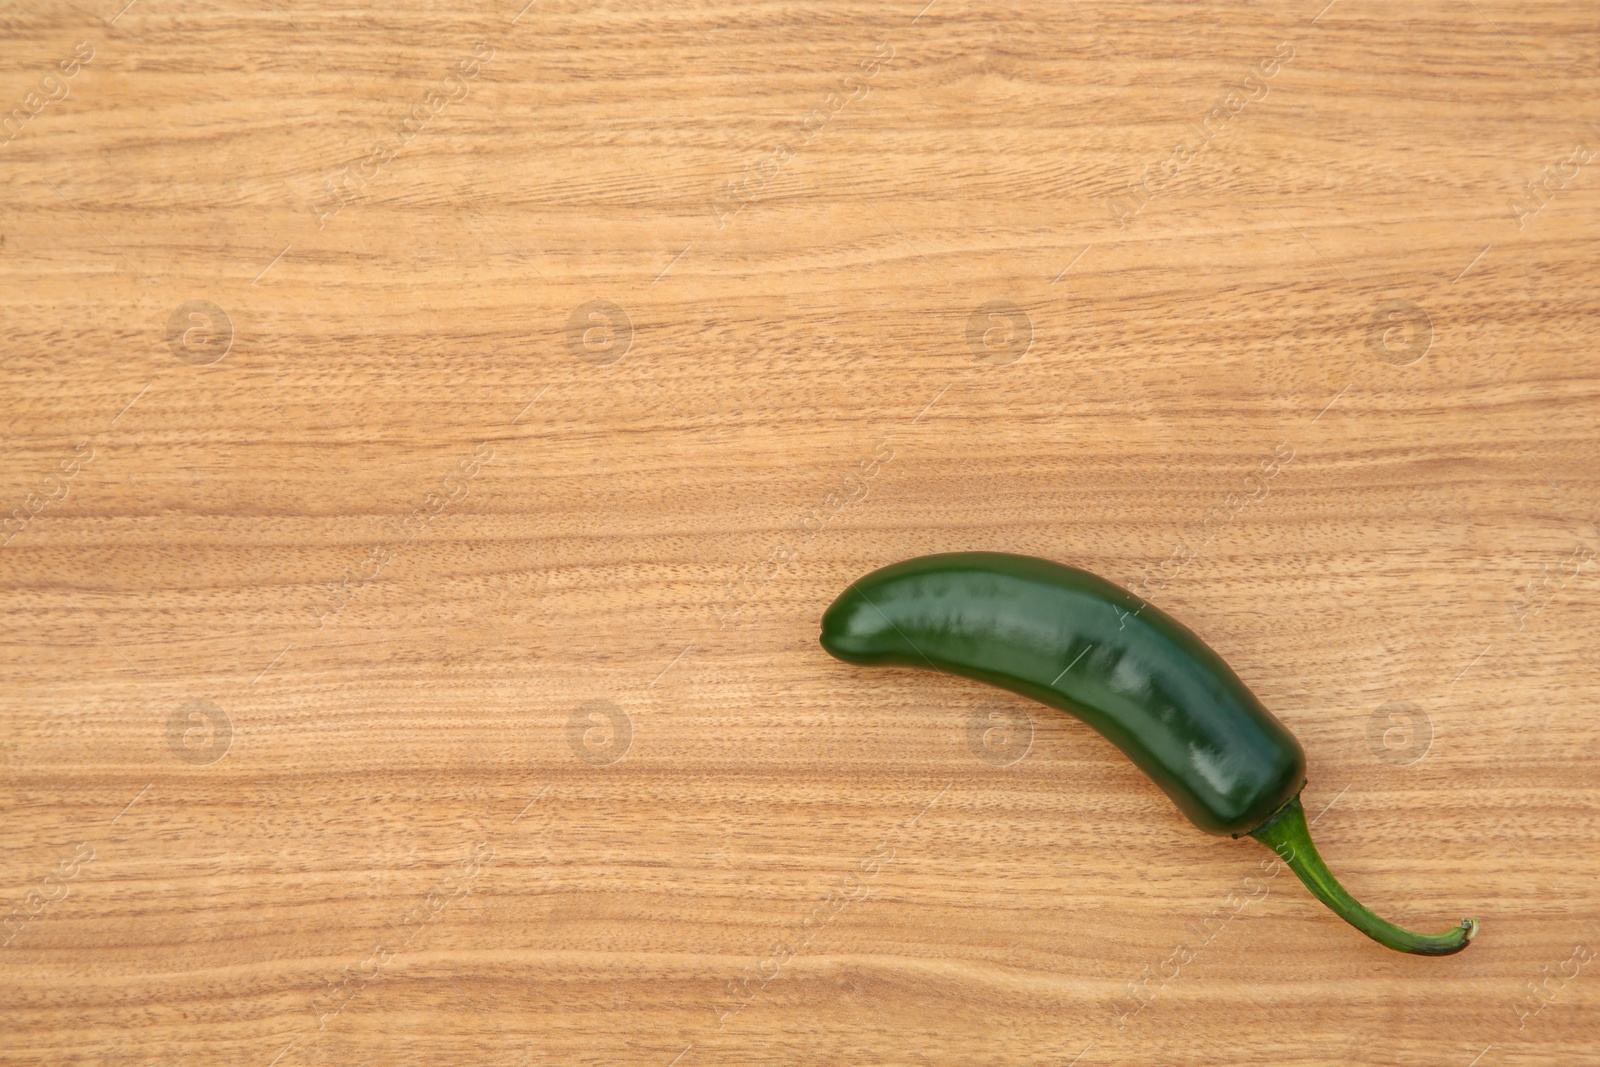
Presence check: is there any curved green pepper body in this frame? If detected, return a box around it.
[820,551,1304,836]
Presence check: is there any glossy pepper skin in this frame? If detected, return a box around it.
[821,552,1477,955]
[821,551,1304,835]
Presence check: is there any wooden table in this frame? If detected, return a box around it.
[2,1,1596,1063]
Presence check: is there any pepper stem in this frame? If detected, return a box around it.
[1248,794,1477,956]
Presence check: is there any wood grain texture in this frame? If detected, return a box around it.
[2,0,1597,1064]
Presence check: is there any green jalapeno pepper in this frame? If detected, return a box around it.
[820,551,1476,956]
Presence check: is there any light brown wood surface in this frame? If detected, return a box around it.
[2,1,1598,1063]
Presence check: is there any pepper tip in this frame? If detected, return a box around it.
[1462,918,1479,943]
